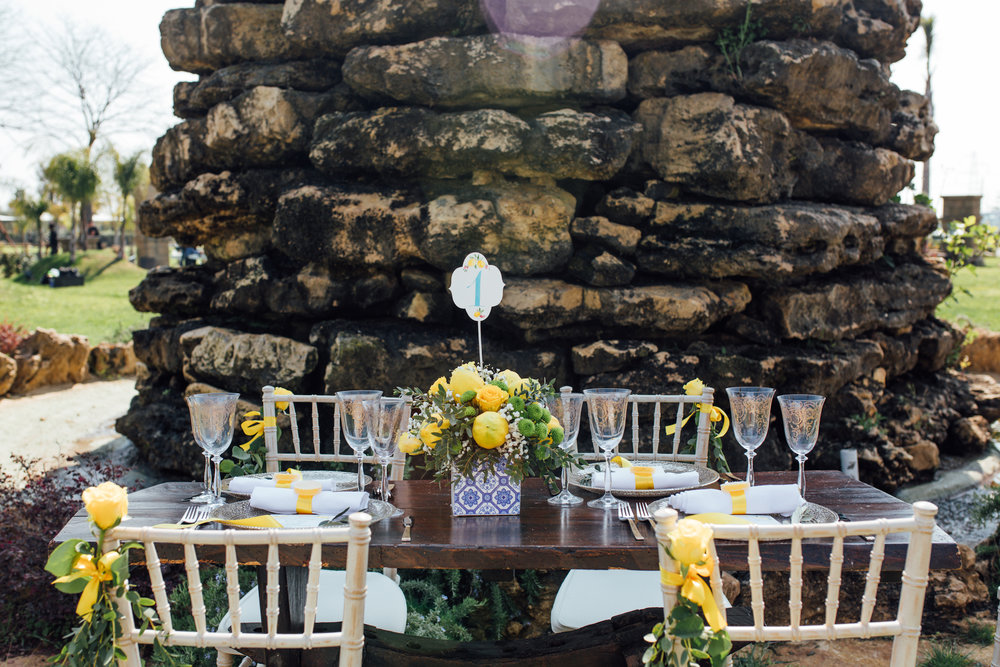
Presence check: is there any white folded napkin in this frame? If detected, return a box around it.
[228,475,339,495]
[668,484,803,516]
[249,488,369,516]
[603,468,700,491]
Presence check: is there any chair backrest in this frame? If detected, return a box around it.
[108,513,372,667]
[571,387,715,468]
[261,386,407,478]
[654,502,938,667]
[991,587,1000,667]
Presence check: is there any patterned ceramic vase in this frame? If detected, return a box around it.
[450,459,521,516]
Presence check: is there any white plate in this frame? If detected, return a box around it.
[647,498,839,539]
[221,470,373,498]
[211,498,394,529]
[568,461,719,498]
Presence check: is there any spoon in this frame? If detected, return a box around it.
[401,516,412,542]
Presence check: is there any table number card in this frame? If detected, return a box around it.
[449,252,505,365]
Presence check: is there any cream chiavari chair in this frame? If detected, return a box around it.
[108,513,374,667]
[654,502,939,667]
[991,587,1000,667]
[550,387,717,633]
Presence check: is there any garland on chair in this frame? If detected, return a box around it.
[665,378,731,475]
[45,482,182,666]
[643,518,732,667]
[222,387,293,477]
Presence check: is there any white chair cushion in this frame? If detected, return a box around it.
[551,569,666,633]
[218,569,407,635]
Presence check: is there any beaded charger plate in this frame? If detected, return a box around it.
[568,462,719,499]
[221,471,372,498]
[211,498,394,529]
[647,497,839,540]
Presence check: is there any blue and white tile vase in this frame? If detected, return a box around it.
[450,458,521,516]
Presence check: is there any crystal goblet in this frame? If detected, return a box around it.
[777,394,825,498]
[337,390,382,492]
[185,392,239,506]
[726,387,775,487]
[583,388,631,510]
[544,392,585,506]
[368,397,407,517]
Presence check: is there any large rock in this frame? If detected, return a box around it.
[160,4,308,74]
[310,107,638,181]
[633,93,802,204]
[872,203,939,255]
[187,327,318,395]
[0,352,16,396]
[272,183,423,271]
[571,340,658,375]
[629,40,899,143]
[88,342,138,377]
[762,262,952,340]
[9,328,90,394]
[130,266,214,316]
[960,329,1000,373]
[497,278,750,338]
[310,320,568,394]
[281,0,484,56]
[342,35,627,108]
[151,87,342,189]
[883,90,937,161]
[636,200,884,280]
[793,137,914,207]
[419,182,575,276]
[133,321,211,377]
[173,58,344,117]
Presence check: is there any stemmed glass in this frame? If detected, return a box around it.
[337,390,382,492]
[726,387,775,487]
[777,394,826,498]
[583,388,631,510]
[368,397,407,517]
[185,392,239,506]
[544,392,585,506]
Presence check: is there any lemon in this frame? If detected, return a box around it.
[472,411,509,449]
[419,415,449,450]
[547,416,561,430]
[497,369,521,388]
[686,512,752,525]
[610,455,632,468]
[398,432,423,454]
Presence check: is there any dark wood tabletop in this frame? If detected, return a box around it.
[54,470,960,572]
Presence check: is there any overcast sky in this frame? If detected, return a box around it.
[0,0,995,214]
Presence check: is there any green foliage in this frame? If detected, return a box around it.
[165,566,256,667]
[849,411,886,434]
[937,255,1000,330]
[400,571,485,641]
[962,622,994,646]
[914,192,934,208]
[917,642,979,667]
[716,3,765,79]
[941,216,1000,289]
[732,644,775,666]
[642,597,732,667]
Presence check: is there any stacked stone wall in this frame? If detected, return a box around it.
[123,0,983,490]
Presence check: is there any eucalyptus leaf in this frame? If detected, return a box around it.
[45,538,84,576]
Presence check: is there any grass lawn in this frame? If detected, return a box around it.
[0,249,153,343]
[936,254,1000,331]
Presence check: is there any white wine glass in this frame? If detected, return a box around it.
[185,392,239,506]
[368,397,407,517]
[583,388,631,510]
[337,390,382,492]
[544,392,585,506]
[777,394,825,498]
[726,387,775,487]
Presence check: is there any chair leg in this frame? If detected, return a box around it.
[215,650,233,667]
[992,586,1000,667]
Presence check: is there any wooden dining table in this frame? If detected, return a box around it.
[54,470,961,573]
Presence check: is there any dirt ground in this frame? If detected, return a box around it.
[1,379,995,666]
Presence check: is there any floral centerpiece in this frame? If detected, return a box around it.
[45,482,179,665]
[399,363,582,516]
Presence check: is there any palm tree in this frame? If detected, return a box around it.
[10,189,49,260]
[112,150,148,260]
[921,16,934,198]
[42,151,99,263]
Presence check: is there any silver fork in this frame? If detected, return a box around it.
[178,505,210,525]
[618,503,645,541]
[634,502,656,531]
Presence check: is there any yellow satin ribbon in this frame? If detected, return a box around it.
[52,552,120,620]
[632,466,655,490]
[660,560,727,632]
[294,483,321,514]
[240,412,276,450]
[152,516,283,529]
[274,469,302,488]
[722,481,749,514]
[664,404,730,439]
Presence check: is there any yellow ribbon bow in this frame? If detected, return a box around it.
[664,403,730,439]
[660,559,727,632]
[240,411,276,451]
[52,552,120,620]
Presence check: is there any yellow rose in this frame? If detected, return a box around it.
[450,366,485,398]
[81,481,129,530]
[419,414,450,450]
[683,378,705,397]
[475,384,508,412]
[496,369,521,388]
[428,376,449,396]
[668,518,714,566]
[273,387,293,411]
[398,432,423,454]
